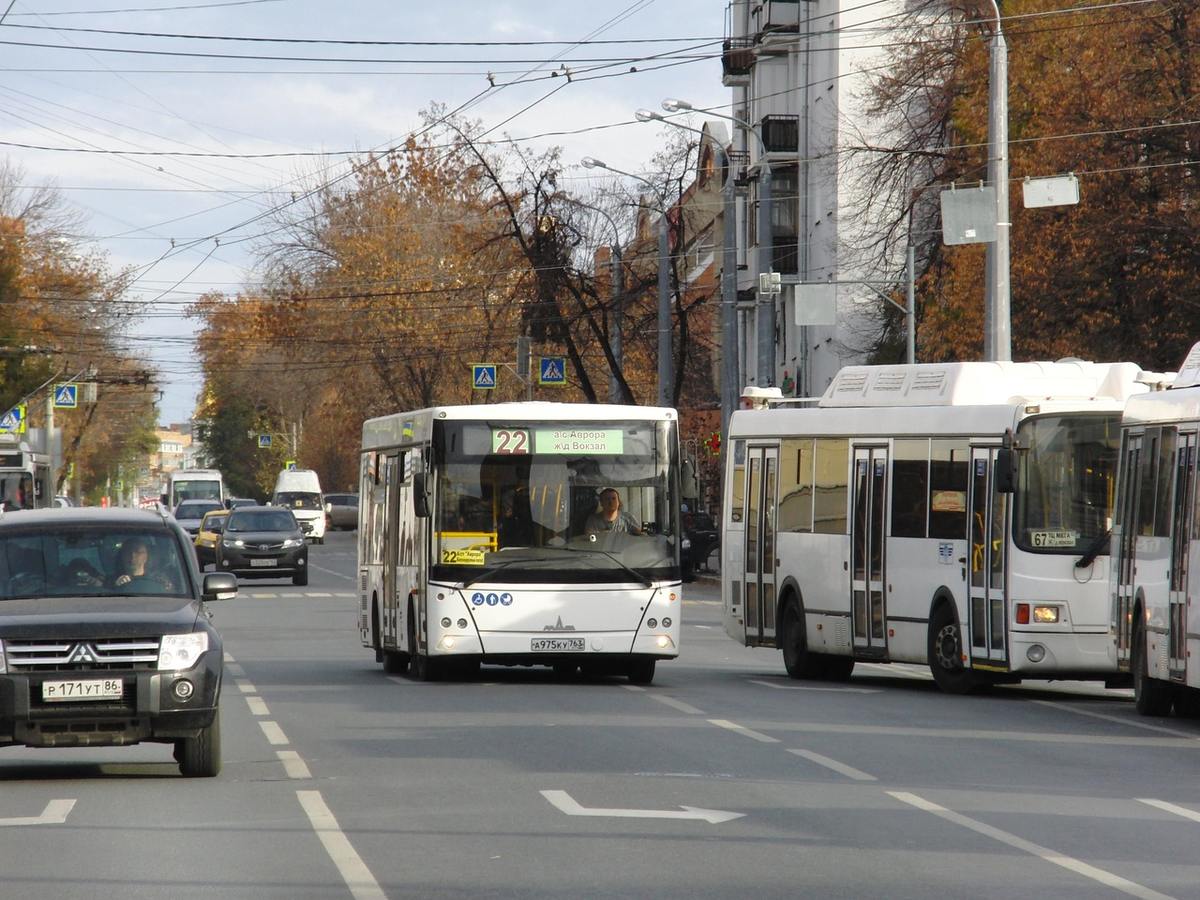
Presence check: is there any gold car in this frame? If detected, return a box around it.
[194,509,229,570]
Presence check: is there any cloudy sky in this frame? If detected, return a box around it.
[0,0,729,423]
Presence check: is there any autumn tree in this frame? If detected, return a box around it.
[847,0,1200,370]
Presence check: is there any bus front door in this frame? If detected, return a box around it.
[850,447,888,654]
[742,445,778,646]
[1113,433,1143,666]
[968,447,1008,668]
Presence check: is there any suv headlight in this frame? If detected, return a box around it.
[222,538,243,548]
[282,537,304,549]
[158,633,209,670]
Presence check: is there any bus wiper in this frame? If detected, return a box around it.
[564,546,653,588]
[461,559,524,588]
[1075,530,1111,569]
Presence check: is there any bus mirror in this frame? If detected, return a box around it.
[996,448,1017,493]
[413,472,431,518]
[681,458,698,500]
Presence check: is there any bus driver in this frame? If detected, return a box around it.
[586,488,643,535]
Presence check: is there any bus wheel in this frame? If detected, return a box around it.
[927,604,975,695]
[1173,687,1200,718]
[819,656,855,682]
[1133,618,1173,716]
[382,650,409,675]
[628,658,656,685]
[780,598,819,679]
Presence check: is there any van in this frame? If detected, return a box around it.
[272,468,326,544]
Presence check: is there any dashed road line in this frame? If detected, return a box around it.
[297,790,387,900]
[707,718,780,743]
[1137,798,1200,823]
[787,748,877,781]
[259,721,289,745]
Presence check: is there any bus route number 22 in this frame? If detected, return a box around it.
[492,428,531,454]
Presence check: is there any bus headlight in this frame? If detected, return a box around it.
[439,636,456,650]
[1033,606,1060,624]
[655,635,674,650]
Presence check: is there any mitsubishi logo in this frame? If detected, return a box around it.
[65,643,100,664]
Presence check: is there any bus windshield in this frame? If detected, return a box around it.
[431,419,680,583]
[1013,413,1120,553]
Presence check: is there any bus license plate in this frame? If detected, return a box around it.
[42,678,123,702]
[250,558,278,567]
[531,638,584,652]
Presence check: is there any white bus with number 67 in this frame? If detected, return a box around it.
[357,402,684,684]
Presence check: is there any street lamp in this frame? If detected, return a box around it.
[581,156,672,408]
[635,109,739,441]
[664,99,775,390]
[983,0,1011,362]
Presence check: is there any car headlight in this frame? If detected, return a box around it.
[282,537,304,549]
[222,538,244,548]
[158,633,209,670]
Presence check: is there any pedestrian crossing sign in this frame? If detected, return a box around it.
[53,384,78,408]
[0,406,25,433]
[538,356,566,386]
[473,364,497,390]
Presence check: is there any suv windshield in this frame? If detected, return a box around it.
[0,527,190,599]
[227,510,297,532]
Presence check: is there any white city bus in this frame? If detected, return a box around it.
[162,469,224,510]
[722,358,1169,693]
[1111,342,1200,716]
[0,436,52,510]
[358,402,684,684]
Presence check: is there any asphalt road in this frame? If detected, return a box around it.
[2,531,1199,899]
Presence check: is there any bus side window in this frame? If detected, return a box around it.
[929,439,969,539]
[729,440,746,523]
[778,438,813,533]
[892,439,929,538]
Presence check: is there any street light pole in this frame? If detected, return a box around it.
[984,0,1010,362]
[581,157,673,408]
[664,99,774,388]
[636,109,739,439]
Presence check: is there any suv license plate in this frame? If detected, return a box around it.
[531,638,584,652]
[250,558,278,567]
[43,679,123,702]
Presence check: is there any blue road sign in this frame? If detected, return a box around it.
[258,434,272,448]
[538,356,566,385]
[473,364,498,390]
[53,384,78,408]
[0,406,25,433]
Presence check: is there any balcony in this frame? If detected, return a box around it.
[752,0,801,37]
[722,38,755,84]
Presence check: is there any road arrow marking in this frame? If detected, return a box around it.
[540,790,744,824]
[0,799,76,827]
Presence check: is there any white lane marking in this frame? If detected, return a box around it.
[259,721,289,745]
[297,791,387,900]
[246,696,269,716]
[890,791,1177,900]
[278,750,312,780]
[750,679,881,694]
[236,679,257,694]
[652,695,705,715]
[0,799,76,827]
[787,748,877,781]
[1137,798,1200,823]
[226,662,245,677]
[540,789,744,824]
[1033,700,1200,740]
[707,718,780,743]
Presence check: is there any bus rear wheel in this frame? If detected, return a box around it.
[1133,618,1173,716]
[928,603,975,695]
[780,598,820,679]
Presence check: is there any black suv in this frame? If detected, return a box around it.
[216,506,309,586]
[0,507,237,777]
